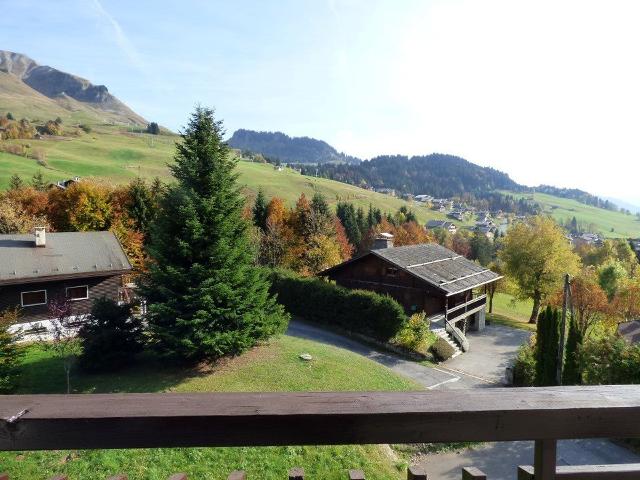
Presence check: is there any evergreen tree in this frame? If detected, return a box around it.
[6,112,13,120]
[146,122,160,135]
[535,306,560,386]
[8,174,23,191]
[336,202,361,247]
[562,316,583,385]
[141,107,288,361]
[127,177,154,236]
[31,170,46,191]
[252,189,269,231]
[311,192,330,217]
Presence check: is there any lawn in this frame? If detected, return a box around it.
[490,292,534,324]
[504,191,640,238]
[1,335,420,479]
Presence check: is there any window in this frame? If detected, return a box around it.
[385,267,399,276]
[66,285,89,301]
[21,290,47,307]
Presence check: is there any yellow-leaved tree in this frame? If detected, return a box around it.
[499,216,580,323]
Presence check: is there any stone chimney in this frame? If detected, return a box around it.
[34,226,46,247]
[372,232,394,250]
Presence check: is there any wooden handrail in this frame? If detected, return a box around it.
[518,463,640,479]
[446,294,487,315]
[1,386,640,451]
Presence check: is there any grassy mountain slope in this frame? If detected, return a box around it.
[506,191,640,238]
[0,126,471,226]
[1,123,636,236]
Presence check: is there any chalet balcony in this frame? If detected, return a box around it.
[1,386,640,479]
[445,294,487,323]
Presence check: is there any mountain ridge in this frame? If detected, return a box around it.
[0,50,146,126]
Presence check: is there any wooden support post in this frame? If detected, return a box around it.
[517,466,534,480]
[227,471,246,480]
[462,467,486,480]
[48,477,68,480]
[106,477,128,480]
[167,475,188,480]
[349,469,366,480]
[289,467,304,480]
[534,439,557,480]
[407,466,427,480]
[0,474,8,480]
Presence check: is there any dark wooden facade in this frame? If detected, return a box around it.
[0,274,123,324]
[326,254,447,315]
[325,254,476,318]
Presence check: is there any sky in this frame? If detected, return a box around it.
[2,0,640,203]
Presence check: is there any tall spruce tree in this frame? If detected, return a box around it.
[141,107,289,361]
[535,306,560,386]
[31,170,46,191]
[562,316,583,385]
[252,189,268,231]
[8,174,23,191]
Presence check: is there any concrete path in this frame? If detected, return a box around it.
[286,320,640,479]
[419,439,640,480]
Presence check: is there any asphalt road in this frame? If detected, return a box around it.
[285,320,640,479]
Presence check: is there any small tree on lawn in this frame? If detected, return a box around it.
[78,298,144,372]
[535,306,560,386]
[31,170,46,191]
[40,298,81,393]
[0,308,23,393]
[141,107,289,362]
[9,174,24,191]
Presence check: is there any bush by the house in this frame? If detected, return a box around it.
[392,312,436,354]
[78,297,144,372]
[269,268,407,341]
[579,336,640,385]
[0,308,23,393]
[431,336,457,361]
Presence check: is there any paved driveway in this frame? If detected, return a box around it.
[440,325,531,384]
[286,320,640,479]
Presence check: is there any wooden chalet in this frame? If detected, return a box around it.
[319,235,501,332]
[0,228,132,329]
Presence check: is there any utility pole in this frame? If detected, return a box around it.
[556,274,571,385]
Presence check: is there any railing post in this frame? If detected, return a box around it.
[461,467,486,480]
[349,469,365,480]
[534,439,556,480]
[407,465,428,480]
[167,475,188,480]
[0,474,7,480]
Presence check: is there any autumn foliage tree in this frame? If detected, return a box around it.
[499,216,580,323]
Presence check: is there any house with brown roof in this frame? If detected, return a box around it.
[319,235,501,336]
[0,228,132,330]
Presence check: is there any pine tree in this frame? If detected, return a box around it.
[535,306,560,386]
[252,189,268,231]
[562,316,583,385]
[127,177,154,236]
[6,112,14,120]
[31,170,46,191]
[141,107,289,362]
[8,174,23,191]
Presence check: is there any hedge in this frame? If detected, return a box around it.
[268,269,408,341]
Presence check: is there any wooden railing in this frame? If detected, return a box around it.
[1,386,640,479]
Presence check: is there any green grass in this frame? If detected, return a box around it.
[0,125,473,226]
[505,191,640,238]
[490,292,534,324]
[2,335,419,479]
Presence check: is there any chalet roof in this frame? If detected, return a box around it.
[0,231,132,285]
[321,243,501,296]
[426,220,454,229]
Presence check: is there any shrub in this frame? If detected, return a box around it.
[29,148,48,166]
[579,336,640,385]
[431,336,457,361]
[0,308,23,393]
[79,124,92,134]
[78,298,144,372]
[512,340,536,386]
[392,312,435,354]
[268,269,407,341]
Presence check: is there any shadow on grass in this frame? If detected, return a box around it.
[17,347,215,394]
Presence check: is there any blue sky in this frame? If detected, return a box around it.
[2,0,640,203]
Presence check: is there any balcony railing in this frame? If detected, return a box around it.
[1,386,640,479]
[446,294,487,322]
